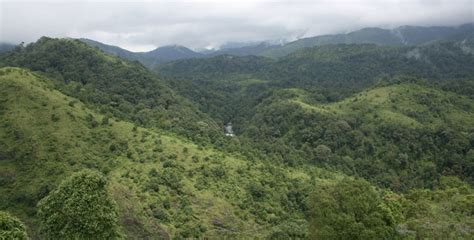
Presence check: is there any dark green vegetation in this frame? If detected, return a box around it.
[262,23,474,58]
[0,27,473,239]
[159,40,474,99]
[309,178,397,239]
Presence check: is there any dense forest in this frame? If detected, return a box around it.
[0,24,473,239]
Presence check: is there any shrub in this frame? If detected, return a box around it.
[37,170,121,239]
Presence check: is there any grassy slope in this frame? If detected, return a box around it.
[289,83,474,130]
[0,67,343,238]
[0,37,222,143]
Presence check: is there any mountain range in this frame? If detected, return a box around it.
[74,23,474,67]
[0,22,473,239]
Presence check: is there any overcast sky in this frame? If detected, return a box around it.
[1,0,473,51]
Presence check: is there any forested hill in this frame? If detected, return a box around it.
[0,37,222,142]
[270,40,474,90]
[261,23,474,58]
[0,27,473,239]
[241,81,474,189]
[1,67,473,239]
[157,40,474,108]
[155,40,474,191]
[79,38,204,67]
[79,23,474,67]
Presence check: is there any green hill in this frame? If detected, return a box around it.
[290,82,474,129]
[0,67,332,238]
[157,40,474,131]
[1,33,473,238]
[80,23,474,65]
[0,67,472,238]
[0,37,221,143]
[270,41,474,92]
[241,81,474,189]
[79,39,204,67]
[155,43,474,192]
[262,23,474,58]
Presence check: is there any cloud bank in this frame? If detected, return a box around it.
[1,0,473,51]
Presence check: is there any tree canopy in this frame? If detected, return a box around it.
[37,169,121,239]
[308,178,398,239]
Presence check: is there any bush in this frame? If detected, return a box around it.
[37,169,121,239]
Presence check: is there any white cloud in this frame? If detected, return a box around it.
[1,0,472,51]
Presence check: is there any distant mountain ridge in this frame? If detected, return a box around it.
[79,38,203,67]
[79,23,474,66]
[261,23,474,58]
[0,43,16,54]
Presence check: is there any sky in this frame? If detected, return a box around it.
[1,0,473,52]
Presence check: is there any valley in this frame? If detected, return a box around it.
[0,22,473,239]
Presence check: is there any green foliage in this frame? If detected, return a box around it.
[0,211,28,240]
[0,67,323,238]
[314,144,332,162]
[397,176,474,239]
[230,81,474,190]
[1,35,474,239]
[156,41,474,192]
[37,170,121,239]
[309,178,399,239]
[0,37,221,143]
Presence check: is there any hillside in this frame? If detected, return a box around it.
[157,40,474,126]
[270,41,474,91]
[0,67,321,238]
[289,83,473,129]
[159,47,474,189]
[0,37,221,143]
[241,81,474,189]
[2,1,474,238]
[80,23,474,69]
[262,23,474,58]
[142,45,203,64]
[1,67,472,239]
[79,38,140,61]
[80,39,204,67]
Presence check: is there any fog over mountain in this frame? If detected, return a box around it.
[1,0,472,51]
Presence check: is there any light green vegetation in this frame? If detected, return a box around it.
[289,83,474,130]
[0,211,28,240]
